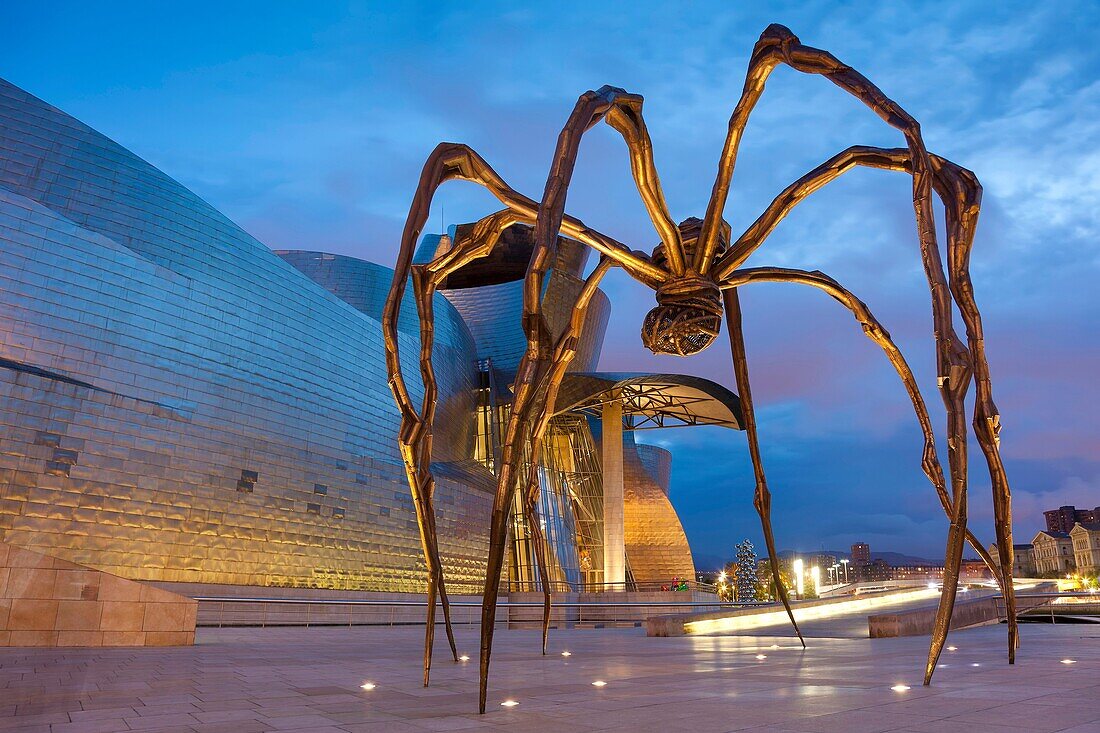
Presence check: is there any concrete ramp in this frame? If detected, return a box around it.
[869,586,1054,637]
[1,541,196,646]
[647,587,940,637]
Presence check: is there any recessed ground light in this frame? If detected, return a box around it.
[561,651,572,657]
[755,654,767,660]
[592,680,607,687]
[937,664,948,668]
[500,699,519,707]
[891,684,911,692]
[947,646,957,651]
[360,682,376,690]
[970,663,980,667]
[1061,659,1076,664]
[459,655,470,662]
[770,644,779,649]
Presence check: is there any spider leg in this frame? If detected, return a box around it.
[520,461,555,655]
[714,144,1017,665]
[722,288,805,648]
[385,143,650,690]
[411,269,460,665]
[437,144,665,282]
[718,266,996,571]
[697,41,982,680]
[932,160,1018,655]
[720,267,992,678]
[523,257,615,655]
[480,87,629,713]
[597,88,688,275]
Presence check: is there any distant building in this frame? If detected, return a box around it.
[989,543,1036,577]
[1032,531,1075,575]
[961,560,993,582]
[854,559,892,582]
[805,553,838,577]
[851,543,871,564]
[890,561,990,584]
[1044,505,1100,533]
[1070,523,1100,573]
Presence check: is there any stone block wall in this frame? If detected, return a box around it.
[0,541,196,646]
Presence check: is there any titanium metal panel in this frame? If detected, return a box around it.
[0,80,491,593]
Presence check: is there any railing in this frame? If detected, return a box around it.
[193,596,753,629]
[994,591,1100,624]
[507,580,717,594]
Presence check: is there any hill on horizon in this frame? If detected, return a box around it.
[693,548,942,571]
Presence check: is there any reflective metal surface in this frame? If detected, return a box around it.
[0,80,494,594]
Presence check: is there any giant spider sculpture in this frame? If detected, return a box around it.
[384,24,1016,714]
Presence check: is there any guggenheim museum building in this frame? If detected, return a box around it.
[0,79,743,597]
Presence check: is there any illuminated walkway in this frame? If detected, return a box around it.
[0,623,1096,732]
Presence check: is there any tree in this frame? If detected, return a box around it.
[734,540,759,603]
[756,558,793,602]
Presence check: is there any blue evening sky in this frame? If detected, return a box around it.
[5,1,1098,563]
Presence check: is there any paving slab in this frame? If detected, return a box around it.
[0,623,1095,732]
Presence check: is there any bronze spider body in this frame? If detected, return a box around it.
[383,24,1016,714]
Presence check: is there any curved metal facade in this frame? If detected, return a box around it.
[0,80,493,592]
[0,78,709,597]
[440,270,610,375]
[622,435,695,584]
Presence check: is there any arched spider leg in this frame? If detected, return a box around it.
[431,209,613,661]
[697,33,979,682]
[720,266,987,678]
[933,160,1018,654]
[719,267,997,578]
[598,87,687,275]
[522,257,615,656]
[480,87,638,713]
[714,148,1000,569]
[386,144,653,689]
[714,144,1017,666]
[408,267,463,668]
[722,289,805,647]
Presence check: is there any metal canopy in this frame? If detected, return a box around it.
[552,372,744,430]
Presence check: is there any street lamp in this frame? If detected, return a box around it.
[793,558,804,599]
[841,558,850,583]
[810,566,820,596]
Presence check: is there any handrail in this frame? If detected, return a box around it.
[193,596,753,608]
[507,580,718,593]
[991,591,1099,625]
[192,595,757,629]
[191,591,1098,630]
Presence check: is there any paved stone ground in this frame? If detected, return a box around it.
[0,623,1097,732]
